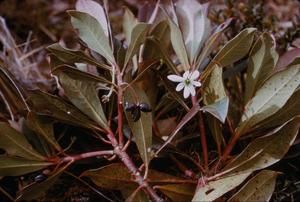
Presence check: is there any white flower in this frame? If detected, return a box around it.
[167,70,201,99]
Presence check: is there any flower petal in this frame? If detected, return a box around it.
[183,71,190,79]
[183,86,190,98]
[188,85,196,96]
[190,70,200,80]
[192,81,202,87]
[176,82,185,91]
[167,75,184,82]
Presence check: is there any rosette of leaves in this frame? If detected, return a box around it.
[1,0,300,201]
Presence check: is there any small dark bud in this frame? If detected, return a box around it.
[34,174,47,183]
[125,102,136,111]
[131,107,141,122]
[139,103,152,112]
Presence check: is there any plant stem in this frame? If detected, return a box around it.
[222,131,241,161]
[116,67,125,147]
[192,96,208,171]
[113,64,163,201]
[106,129,163,202]
[199,111,208,171]
[62,150,114,162]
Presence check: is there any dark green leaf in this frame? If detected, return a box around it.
[0,156,51,176]
[52,65,112,86]
[0,122,45,160]
[47,43,111,71]
[57,71,108,129]
[27,90,98,130]
[26,112,61,152]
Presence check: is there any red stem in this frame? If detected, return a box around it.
[116,68,124,147]
[192,96,208,171]
[106,129,163,202]
[199,111,208,171]
[221,131,241,161]
[61,150,114,162]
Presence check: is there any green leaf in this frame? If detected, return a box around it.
[0,122,45,160]
[224,117,300,174]
[256,88,300,129]
[68,10,115,64]
[176,0,211,62]
[167,16,190,70]
[203,64,229,123]
[157,184,195,202]
[245,33,278,102]
[238,64,300,134]
[192,172,251,202]
[123,85,152,166]
[213,28,256,67]
[201,97,229,124]
[124,23,150,67]
[47,43,111,71]
[0,156,52,176]
[228,170,279,202]
[57,71,108,129]
[123,8,138,45]
[27,90,98,130]
[75,0,108,36]
[26,112,61,152]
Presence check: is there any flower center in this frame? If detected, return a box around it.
[184,79,191,85]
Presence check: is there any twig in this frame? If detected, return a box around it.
[61,150,114,163]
